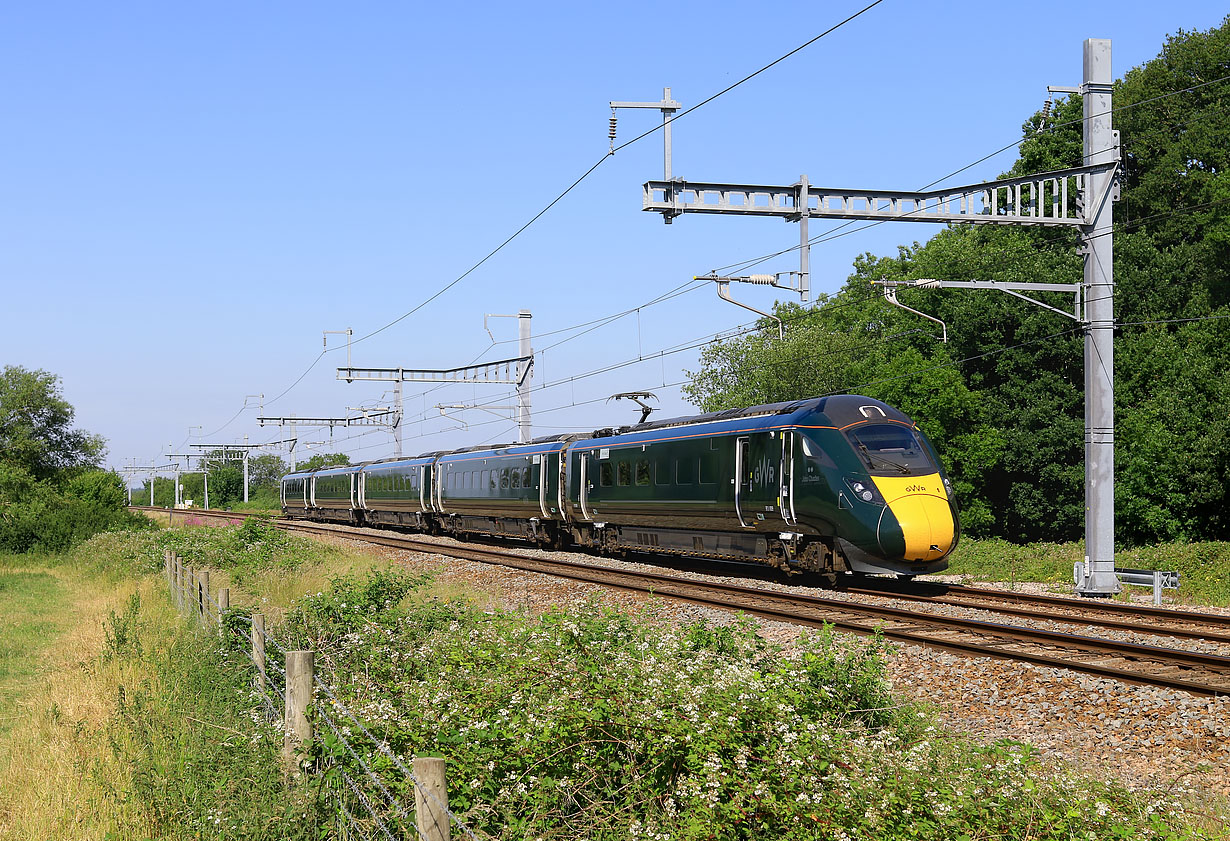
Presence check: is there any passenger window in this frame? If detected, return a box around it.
[500,469,509,489]
[635,460,650,486]
[675,458,694,485]
[511,469,521,489]
[698,456,716,485]
[599,462,613,487]
[617,461,632,486]
[655,460,671,485]
[523,467,532,488]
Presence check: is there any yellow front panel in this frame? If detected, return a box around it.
[871,473,956,562]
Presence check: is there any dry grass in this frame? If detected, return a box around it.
[0,563,158,839]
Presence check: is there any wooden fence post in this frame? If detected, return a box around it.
[199,570,210,624]
[173,555,182,611]
[413,757,451,841]
[218,588,230,635]
[252,613,267,695]
[283,650,314,763]
[184,565,193,616]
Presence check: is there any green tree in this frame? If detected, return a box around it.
[247,453,289,490]
[0,365,105,481]
[295,452,351,472]
[683,17,1230,545]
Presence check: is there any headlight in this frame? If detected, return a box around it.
[844,476,884,505]
[942,476,954,497]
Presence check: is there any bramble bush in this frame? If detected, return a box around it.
[282,573,1199,840]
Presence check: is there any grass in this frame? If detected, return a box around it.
[0,527,365,840]
[946,537,1230,606]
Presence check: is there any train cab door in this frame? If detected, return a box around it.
[779,431,797,527]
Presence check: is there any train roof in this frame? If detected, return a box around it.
[589,394,910,439]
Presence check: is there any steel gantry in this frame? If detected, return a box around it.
[256,410,400,467]
[337,310,535,445]
[638,40,1121,596]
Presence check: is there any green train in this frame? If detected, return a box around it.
[281,394,959,581]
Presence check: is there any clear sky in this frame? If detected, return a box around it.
[2,1,1226,484]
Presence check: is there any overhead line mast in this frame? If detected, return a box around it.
[636,39,1122,597]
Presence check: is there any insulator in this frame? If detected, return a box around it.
[747,274,776,285]
[914,278,942,288]
[1037,99,1053,133]
[608,115,617,140]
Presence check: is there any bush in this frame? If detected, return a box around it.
[271,572,1209,839]
[0,462,149,554]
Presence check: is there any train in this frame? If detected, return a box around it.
[280,394,959,583]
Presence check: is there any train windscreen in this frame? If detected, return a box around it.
[845,423,935,475]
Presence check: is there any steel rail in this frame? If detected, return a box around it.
[840,585,1230,645]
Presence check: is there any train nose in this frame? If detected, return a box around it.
[872,476,956,562]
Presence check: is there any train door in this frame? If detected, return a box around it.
[735,433,783,527]
[357,472,366,510]
[779,431,797,526]
[578,451,594,521]
[535,453,550,519]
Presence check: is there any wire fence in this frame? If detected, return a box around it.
[164,549,478,841]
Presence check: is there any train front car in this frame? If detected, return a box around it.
[795,395,958,577]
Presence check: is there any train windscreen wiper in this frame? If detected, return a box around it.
[858,444,911,474]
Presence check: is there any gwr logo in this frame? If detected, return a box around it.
[751,453,776,487]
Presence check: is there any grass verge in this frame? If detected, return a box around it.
[946,538,1230,606]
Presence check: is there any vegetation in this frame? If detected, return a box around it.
[0,365,147,552]
[946,537,1230,606]
[5,521,1223,838]
[684,18,1230,547]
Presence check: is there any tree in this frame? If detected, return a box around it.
[683,17,1230,545]
[0,366,105,481]
[248,454,290,490]
[296,453,351,472]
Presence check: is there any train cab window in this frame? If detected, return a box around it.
[599,461,613,487]
[655,460,671,485]
[511,469,521,490]
[635,459,650,486]
[617,460,632,486]
[675,458,694,485]
[846,424,934,475]
[500,469,509,489]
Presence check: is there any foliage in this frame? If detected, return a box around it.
[0,461,147,554]
[683,18,1230,546]
[268,575,1201,840]
[68,517,337,585]
[100,588,330,839]
[0,367,142,552]
[295,453,351,473]
[248,453,290,491]
[0,365,105,482]
[946,536,1230,607]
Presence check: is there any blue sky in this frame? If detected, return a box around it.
[2,1,1226,483]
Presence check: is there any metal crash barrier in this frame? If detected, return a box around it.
[1075,563,1179,605]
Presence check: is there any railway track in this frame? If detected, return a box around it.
[136,506,1230,696]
